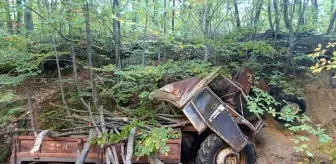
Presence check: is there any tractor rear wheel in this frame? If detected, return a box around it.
[195,134,256,164]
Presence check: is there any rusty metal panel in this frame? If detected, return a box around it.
[191,87,248,152]
[257,78,271,92]
[235,68,255,94]
[149,68,222,108]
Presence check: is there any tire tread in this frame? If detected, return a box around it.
[195,134,257,164]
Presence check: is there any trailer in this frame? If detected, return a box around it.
[10,136,181,164]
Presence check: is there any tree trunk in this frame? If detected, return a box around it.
[172,0,175,32]
[163,0,167,60]
[27,89,38,136]
[69,22,80,91]
[233,0,241,28]
[152,0,158,26]
[327,9,336,34]
[142,0,148,66]
[113,0,122,82]
[312,0,318,22]
[52,35,70,116]
[45,0,71,116]
[0,19,3,29]
[297,0,307,30]
[267,0,274,31]
[5,0,13,34]
[254,0,264,29]
[297,0,303,25]
[132,0,137,31]
[225,1,231,31]
[283,0,294,72]
[16,0,23,33]
[273,0,280,35]
[332,0,335,13]
[24,0,34,31]
[203,3,211,61]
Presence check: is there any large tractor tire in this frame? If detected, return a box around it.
[195,134,256,164]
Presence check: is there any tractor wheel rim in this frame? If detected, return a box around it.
[215,147,240,164]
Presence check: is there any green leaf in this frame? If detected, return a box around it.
[0,92,16,103]
[306,151,313,157]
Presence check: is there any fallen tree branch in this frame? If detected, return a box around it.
[147,155,164,164]
[113,128,126,164]
[52,118,87,124]
[75,129,97,164]
[156,115,180,124]
[157,113,185,118]
[125,127,136,164]
[50,102,91,114]
[0,129,88,137]
[61,122,119,131]
[0,129,43,136]
[70,114,92,123]
[30,130,55,153]
[162,121,190,128]
[105,117,130,122]
[80,98,119,164]
[55,131,89,137]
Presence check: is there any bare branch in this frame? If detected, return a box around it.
[27,89,38,137]
[162,120,190,128]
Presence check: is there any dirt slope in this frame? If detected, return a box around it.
[255,72,336,164]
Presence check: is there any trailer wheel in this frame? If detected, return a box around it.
[195,134,256,164]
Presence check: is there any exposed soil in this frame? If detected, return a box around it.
[255,72,336,164]
[256,124,301,164]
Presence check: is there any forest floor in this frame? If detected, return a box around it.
[255,117,334,164]
[256,117,310,164]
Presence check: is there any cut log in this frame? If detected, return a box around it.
[30,130,53,153]
[125,127,136,164]
[75,130,97,164]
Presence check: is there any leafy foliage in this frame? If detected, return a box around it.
[91,121,181,156]
[317,141,336,163]
[135,127,181,157]
[91,120,142,145]
[248,87,333,157]
[310,42,336,73]
[99,60,213,105]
